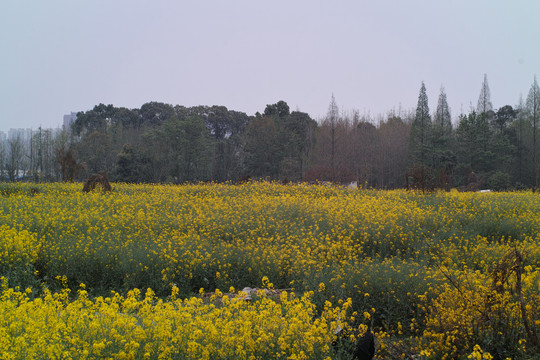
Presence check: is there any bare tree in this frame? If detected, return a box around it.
[327,94,339,181]
[353,117,378,186]
[526,75,540,190]
[6,135,24,181]
[378,115,411,188]
[434,86,452,134]
[477,73,493,114]
[513,96,530,185]
[308,101,358,183]
[0,140,5,180]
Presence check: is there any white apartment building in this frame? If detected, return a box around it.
[63,112,77,130]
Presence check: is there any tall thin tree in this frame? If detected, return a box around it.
[526,75,540,190]
[514,95,528,184]
[434,86,452,134]
[477,73,493,114]
[327,94,339,181]
[431,86,455,185]
[410,81,432,166]
[407,82,432,190]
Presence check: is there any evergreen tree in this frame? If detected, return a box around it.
[488,106,517,190]
[431,86,455,187]
[115,143,141,183]
[455,111,495,187]
[409,82,432,167]
[407,82,433,190]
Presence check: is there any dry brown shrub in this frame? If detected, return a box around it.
[83,171,112,193]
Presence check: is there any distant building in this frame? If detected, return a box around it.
[63,112,77,130]
[8,128,32,143]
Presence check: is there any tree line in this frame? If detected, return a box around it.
[1,74,539,190]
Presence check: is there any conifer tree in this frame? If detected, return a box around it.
[407,82,433,190]
[434,86,452,134]
[477,74,493,114]
[409,82,432,166]
[431,86,455,184]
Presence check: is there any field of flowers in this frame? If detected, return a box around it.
[1,182,540,359]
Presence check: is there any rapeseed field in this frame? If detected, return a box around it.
[1,182,539,359]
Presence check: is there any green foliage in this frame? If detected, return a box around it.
[488,171,512,191]
[113,143,140,183]
[244,102,316,181]
[455,112,494,182]
[409,81,432,167]
[5,95,537,189]
[131,115,214,183]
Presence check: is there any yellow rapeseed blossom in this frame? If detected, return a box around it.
[1,182,540,358]
[0,283,353,359]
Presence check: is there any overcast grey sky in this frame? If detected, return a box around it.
[1,0,539,132]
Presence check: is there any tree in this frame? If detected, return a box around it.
[511,97,533,186]
[114,143,140,183]
[219,110,250,181]
[306,95,343,182]
[163,116,213,182]
[72,104,116,136]
[434,86,452,133]
[188,105,250,181]
[0,140,5,181]
[179,116,213,182]
[526,75,540,190]
[41,128,57,181]
[494,105,517,134]
[139,102,176,127]
[455,111,495,187]
[326,94,339,181]
[378,115,411,188]
[409,82,432,170]
[487,106,517,189]
[244,115,282,179]
[281,111,317,181]
[71,104,147,181]
[113,107,140,129]
[56,145,81,182]
[75,130,114,176]
[137,115,214,183]
[431,86,455,187]
[477,74,493,114]
[32,129,42,181]
[263,100,290,119]
[139,129,169,183]
[52,128,74,182]
[244,101,316,182]
[5,135,24,181]
[353,120,378,187]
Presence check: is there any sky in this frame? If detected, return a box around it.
[1,0,539,132]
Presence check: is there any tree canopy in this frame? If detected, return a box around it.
[2,75,538,190]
